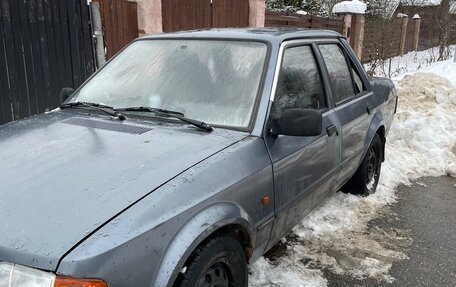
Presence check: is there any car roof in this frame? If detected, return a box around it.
[140,27,343,45]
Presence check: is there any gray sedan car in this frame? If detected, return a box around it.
[0,28,397,287]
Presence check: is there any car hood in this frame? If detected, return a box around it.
[0,111,248,271]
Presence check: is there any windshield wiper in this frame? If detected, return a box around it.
[117,107,213,132]
[60,102,126,121]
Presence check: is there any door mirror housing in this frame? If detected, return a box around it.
[60,87,75,104]
[273,108,322,137]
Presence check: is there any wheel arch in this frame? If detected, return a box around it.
[364,112,386,162]
[152,202,255,287]
[376,125,386,162]
[209,224,253,259]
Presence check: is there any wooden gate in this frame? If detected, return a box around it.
[212,0,250,28]
[95,0,139,59]
[0,0,95,125]
[162,0,250,33]
[265,11,345,35]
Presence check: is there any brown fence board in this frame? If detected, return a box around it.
[418,19,439,51]
[162,0,248,32]
[96,0,138,59]
[212,0,249,28]
[117,0,125,46]
[361,16,405,63]
[265,11,344,34]
[162,0,212,32]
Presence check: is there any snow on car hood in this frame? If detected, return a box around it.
[0,111,248,271]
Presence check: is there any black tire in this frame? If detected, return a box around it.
[344,134,383,196]
[176,235,248,287]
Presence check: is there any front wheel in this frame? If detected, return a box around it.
[175,235,248,287]
[344,134,383,196]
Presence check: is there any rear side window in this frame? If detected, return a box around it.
[319,44,355,104]
[273,45,326,117]
[352,66,365,94]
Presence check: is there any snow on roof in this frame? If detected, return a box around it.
[401,0,441,7]
[296,10,308,15]
[332,0,367,14]
[401,0,456,14]
[374,0,454,18]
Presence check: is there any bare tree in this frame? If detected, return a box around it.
[437,0,456,60]
[404,0,456,60]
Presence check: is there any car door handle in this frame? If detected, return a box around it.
[367,105,374,115]
[326,125,338,137]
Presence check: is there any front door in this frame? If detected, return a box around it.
[265,43,341,244]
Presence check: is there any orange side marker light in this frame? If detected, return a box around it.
[54,276,108,287]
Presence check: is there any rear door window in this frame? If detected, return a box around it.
[319,44,356,104]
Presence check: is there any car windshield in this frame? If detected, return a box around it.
[69,39,268,128]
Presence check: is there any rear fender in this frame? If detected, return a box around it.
[363,112,385,162]
[152,202,254,287]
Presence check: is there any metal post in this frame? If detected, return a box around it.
[90,2,106,68]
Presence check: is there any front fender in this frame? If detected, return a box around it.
[153,202,255,287]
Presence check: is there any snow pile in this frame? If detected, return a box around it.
[420,61,456,87]
[389,72,456,179]
[250,63,456,286]
[250,256,327,287]
[332,0,367,14]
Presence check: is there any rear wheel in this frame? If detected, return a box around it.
[344,134,383,196]
[175,235,248,287]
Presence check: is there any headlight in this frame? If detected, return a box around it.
[0,262,107,287]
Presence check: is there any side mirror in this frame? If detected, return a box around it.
[60,87,75,104]
[274,108,322,137]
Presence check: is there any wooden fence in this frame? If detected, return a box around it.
[361,17,404,63]
[418,18,440,51]
[95,0,139,59]
[265,11,435,63]
[162,0,249,33]
[212,0,250,28]
[0,0,94,125]
[265,11,345,35]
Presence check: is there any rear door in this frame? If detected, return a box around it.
[316,41,373,186]
[265,41,341,244]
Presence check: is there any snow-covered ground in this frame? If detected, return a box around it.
[249,49,456,286]
[365,45,456,83]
